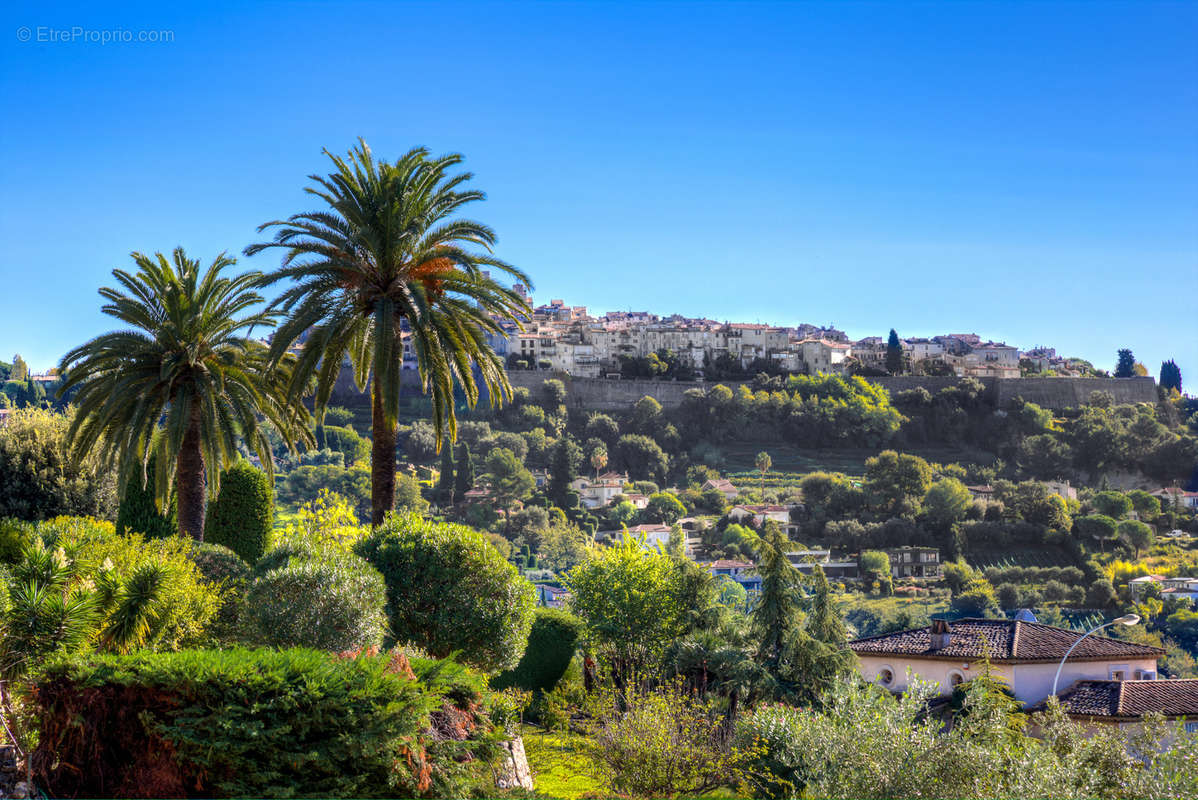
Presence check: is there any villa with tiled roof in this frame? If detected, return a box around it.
[849,618,1163,706]
[1030,679,1198,734]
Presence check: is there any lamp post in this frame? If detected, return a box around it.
[1050,614,1140,698]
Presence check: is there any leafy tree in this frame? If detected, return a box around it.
[205,461,275,565]
[453,443,474,503]
[951,577,999,616]
[547,436,583,506]
[885,329,903,375]
[1114,348,1136,378]
[538,519,590,573]
[1075,514,1118,551]
[0,408,117,522]
[356,513,536,671]
[921,477,971,534]
[616,434,668,483]
[859,550,893,596]
[1091,490,1132,519]
[566,533,690,676]
[1160,359,1182,393]
[1087,578,1118,609]
[485,447,535,527]
[247,141,531,525]
[58,248,310,539]
[864,450,932,516]
[436,438,455,504]
[631,396,665,435]
[1126,489,1161,519]
[1017,434,1073,480]
[9,354,27,382]
[584,413,620,448]
[1117,519,1154,559]
[642,492,687,524]
[323,425,369,466]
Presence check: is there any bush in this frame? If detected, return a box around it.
[205,461,274,564]
[0,517,33,565]
[34,648,500,798]
[491,607,582,693]
[242,550,387,652]
[356,513,536,672]
[186,543,252,643]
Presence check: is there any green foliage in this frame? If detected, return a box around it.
[356,513,536,671]
[1114,348,1137,378]
[276,462,372,521]
[0,518,34,566]
[205,460,274,564]
[864,450,932,516]
[115,454,176,538]
[453,442,474,503]
[491,607,582,694]
[36,648,500,798]
[242,549,387,652]
[922,477,972,532]
[566,533,693,672]
[1160,359,1182,393]
[0,408,118,522]
[548,435,583,505]
[324,424,370,466]
[1091,490,1133,519]
[437,438,455,502]
[1117,519,1154,558]
[642,492,687,524]
[615,433,669,482]
[590,678,740,798]
[886,329,903,374]
[485,447,535,517]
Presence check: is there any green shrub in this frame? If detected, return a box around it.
[115,456,176,538]
[0,517,33,565]
[205,461,274,564]
[186,543,251,644]
[35,648,500,798]
[491,607,582,693]
[252,538,322,576]
[356,512,536,671]
[242,550,387,651]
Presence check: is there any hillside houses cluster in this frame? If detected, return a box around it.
[458,291,1059,380]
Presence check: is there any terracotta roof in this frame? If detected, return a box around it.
[708,559,755,570]
[1033,679,1198,719]
[848,619,1164,664]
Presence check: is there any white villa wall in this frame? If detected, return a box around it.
[856,654,1159,705]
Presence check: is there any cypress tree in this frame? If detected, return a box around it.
[1160,359,1182,393]
[454,443,474,503]
[436,439,455,503]
[1114,348,1136,378]
[885,329,903,375]
[115,454,176,538]
[206,461,274,563]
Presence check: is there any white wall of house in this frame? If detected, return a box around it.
[856,655,1159,705]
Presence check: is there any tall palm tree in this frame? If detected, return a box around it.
[246,140,532,525]
[58,248,310,539]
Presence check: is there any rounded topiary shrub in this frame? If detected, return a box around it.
[491,606,582,693]
[355,512,536,672]
[187,542,251,586]
[242,551,387,652]
[252,539,322,577]
[205,461,274,564]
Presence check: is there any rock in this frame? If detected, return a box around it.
[494,736,534,791]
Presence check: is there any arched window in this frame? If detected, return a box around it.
[948,670,965,688]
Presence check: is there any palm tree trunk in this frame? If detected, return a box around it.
[371,385,397,526]
[176,405,206,540]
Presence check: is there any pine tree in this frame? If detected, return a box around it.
[885,330,903,375]
[547,436,582,506]
[436,438,455,504]
[805,565,846,645]
[1114,348,1136,378]
[454,443,474,503]
[1160,359,1182,394]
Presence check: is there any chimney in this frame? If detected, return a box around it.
[930,619,951,650]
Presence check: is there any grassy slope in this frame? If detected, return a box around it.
[520,724,604,799]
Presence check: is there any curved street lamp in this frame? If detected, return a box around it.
[1050,613,1141,698]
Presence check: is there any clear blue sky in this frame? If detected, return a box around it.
[2,1,1195,381]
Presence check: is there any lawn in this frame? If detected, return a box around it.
[520,724,605,799]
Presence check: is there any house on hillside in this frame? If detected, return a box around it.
[1129,575,1198,604]
[707,558,763,592]
[727,504,798,534]
[1029,679,1198,735]
[786,549,859,580]
[701,478,739,501]
[1150,488,1198,511]
[569,472,628,509]
[849,617,1163,707]
[625,523,672,549]
[881,546,942,580]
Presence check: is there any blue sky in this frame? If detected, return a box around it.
[2,1,1195,381]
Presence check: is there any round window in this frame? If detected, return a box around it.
[876,668,895,686]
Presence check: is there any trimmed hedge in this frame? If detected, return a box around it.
[205,461,273,564]
[491,607,582,693]
[34,648,498,798]
[356,513,536,672]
